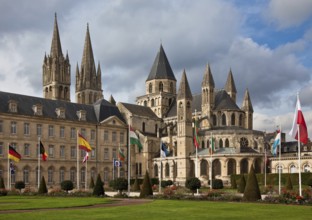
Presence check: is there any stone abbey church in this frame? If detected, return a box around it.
[0,15,266,189]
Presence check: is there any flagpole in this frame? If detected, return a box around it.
[264,147,267,188]
[38,137,41,189]
[113,158,115,181]
[7,143,10,190]
[210,133,213,191]
[298,122,302,197]
[118,144,121,178]
[278,125,281,195]
[85,156,88,190]
[77,130,79,190]
[195,109,199,195]
[159,136,162,194]
[127,124,131,196]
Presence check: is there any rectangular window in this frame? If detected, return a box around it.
[60,145,65,158]
[60,126,65,138]
[70,146,76,158]
[104,148,109,160]
[37,124,42,137]
[112,131,117,142]
[48,125,54,137]
[24,143,30,156]
[112,148,117,159]
[11,121,17,134]
[71,128,76,139]
[24,123,30,136]
[48,168,53,184]
[0,120,3,133]
[81,128,86,137]
[120,132,124,144]
[91,129,95,141]
[91,149,95,158]
[48,145,54,157]
[104,131,109,141]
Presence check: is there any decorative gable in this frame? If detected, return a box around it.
[55,107,66,119]
[77,110,86,121]
[32,104,43,116]
[8,100,18,113]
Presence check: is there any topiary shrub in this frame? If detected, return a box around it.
[285,175,293,190]
[61,180,74,193]
[15,181,25,193]
[112,178,128,195]
[238,175,246,193]
[0,176,5,189]
[140,171,153,198]
[133,176,140,191]
[307,178,312,187]
[89,176,95,189]
[185,177,201,195]
[212,179,223,189]
[93,174,105,196]
[243,166,261,201]
[38,176,48,194]
[231,176,237,189]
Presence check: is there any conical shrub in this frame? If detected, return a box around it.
[133,176,140,191]
[238,175,246,193]
[89,176,95,189]
[0,176,5,189]
[140,171,153,198]
[38,176,48,194]
[243,166,261,201]
[93,174,105,196]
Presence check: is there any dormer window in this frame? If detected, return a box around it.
[32,104,43,116]
[8,100,18,113]
[56,107,65,119]
[77,110,86,121]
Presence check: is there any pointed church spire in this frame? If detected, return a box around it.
[242,89,253,112]
[50,13,63,57]
[97,61,102,90]
[202,64,215,87]
[225,69,237,96]
[177,69,193,100]
[109,94,116,105]
[146,44,176,81]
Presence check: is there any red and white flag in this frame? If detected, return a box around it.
[289,95,308,144]
[82,152,89,163]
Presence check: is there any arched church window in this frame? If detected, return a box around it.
[159,82,163,92]
[222,114,226,126]
[239,114,243,127]
[219,139,223,148]
[144,100,147,106]
[225,138,229,147]
[149,83,152,93]
[151,99,155,107]
[186,101,191,108]
[142,122,145,132]
[170,82,173,93]
[179,102,183,108]
[240,137,248,148]
[231,113,235,126]
[212,115,217,126]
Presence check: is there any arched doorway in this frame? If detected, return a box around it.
[200,160,208,176]
[240,158,248,174]
[212,159,221,179]
[227,159,236,175]
[254,158,262,173]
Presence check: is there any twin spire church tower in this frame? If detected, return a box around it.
[42,14,103,104]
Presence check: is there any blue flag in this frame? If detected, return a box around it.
[161,142,169,158]
[113,159,121,167]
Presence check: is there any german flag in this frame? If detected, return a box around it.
[8,146,21,162]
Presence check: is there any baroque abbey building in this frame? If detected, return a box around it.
[0,14,285,190]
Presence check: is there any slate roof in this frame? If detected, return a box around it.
[0,91,124,123]
[166,90,242,118]
[146,44,176,81]
[120,102,160,120]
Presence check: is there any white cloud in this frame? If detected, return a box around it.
[266,0,312,29]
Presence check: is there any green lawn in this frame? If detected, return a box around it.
[0,197,311,220]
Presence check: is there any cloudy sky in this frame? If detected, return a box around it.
[0,0,312,141]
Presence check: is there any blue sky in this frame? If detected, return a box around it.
[0,0,312,140]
